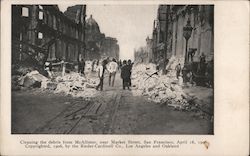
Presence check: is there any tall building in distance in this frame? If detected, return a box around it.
[100,37,119,60]
[134,36,153,63]
[85,14,105,60]
[85,15,119,60]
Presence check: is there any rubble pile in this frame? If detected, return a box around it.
[165,56,185,78]
[12,65,35,90]
[84,61,93,74]
[131,62,190,110]
[13,68,100,98]
[49,72,99,98]
[14,70,48,89]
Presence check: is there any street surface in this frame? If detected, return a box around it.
[12,72,213,134]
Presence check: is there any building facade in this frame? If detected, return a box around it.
[152,5,214,63]
[134,36,153,63]
[100,37,119,60]
[85,15,119,60]
[12,5,86,67]
[85,15,105,60]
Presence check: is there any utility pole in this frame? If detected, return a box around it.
[163,5,169,75]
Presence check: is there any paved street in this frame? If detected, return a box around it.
[12,71,213,134]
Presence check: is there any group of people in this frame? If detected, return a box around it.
[46,56,136,91]
[95,57,133,91]
[175,52,214,87]
[120,59,133,90]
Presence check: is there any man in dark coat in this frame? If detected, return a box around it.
[121,60,131,90]
[78,59,85,75]
[127,59,133,86]
[102,57,110,73]
[175,63,182,79]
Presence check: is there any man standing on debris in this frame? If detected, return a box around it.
[96,60,104,91]
[175,63,182,79]
[188,48,197,62]
[107,58,118,87]
[78,59,85,75]
[121,60,131,90]
[44,61,52,78]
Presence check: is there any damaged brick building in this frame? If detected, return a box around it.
[12,5,87,68]
[12,5,120,69]
[85,15,119,60]
[152,5,214,63]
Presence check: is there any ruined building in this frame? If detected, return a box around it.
[152,5,214,63]
[134,36,153,63]
[12,5,87,67]
[100,37,119,60]
[85,15,119,60]
[85,15,105,60]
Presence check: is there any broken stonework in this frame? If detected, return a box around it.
[131,61,189,110]
[17,70,48,88]
[50,72,99,98]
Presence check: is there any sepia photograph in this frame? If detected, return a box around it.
[11,4,214,134]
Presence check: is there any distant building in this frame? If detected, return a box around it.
[85,15,119,60]
[134,36,153,63]
[85,15,105,60]
[12,5,86,67]
[100,37,119,60]
[152,5,214,63]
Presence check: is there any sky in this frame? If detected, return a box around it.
[58,5,158,60]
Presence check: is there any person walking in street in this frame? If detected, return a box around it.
[102,57,110,73]
[175,63,182,79]
[96,60,104,91]
[118,59,122,71]
[78,59,85,75]
[107,58,118,87]
[127,59,133,87]
[121,60,131,90]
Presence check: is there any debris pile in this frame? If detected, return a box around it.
[165,56,185,78]
[84,61,93,74]
[48,72,99,98]
[14,70,48,89]
[13,67,100,98]
[131,60,190,110]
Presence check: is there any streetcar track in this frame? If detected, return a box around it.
[66,99,104,133]
[64,101,91,118]
[66,102,94,134]
[33,100,92,133]
[33,101,80,133]
[107,93,122,134]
